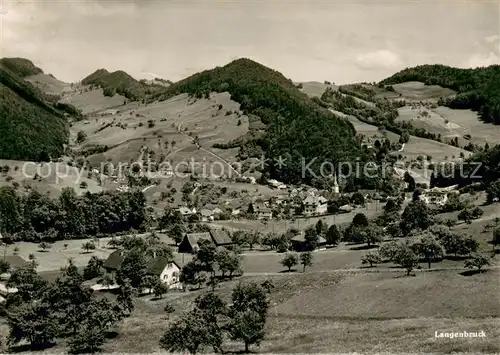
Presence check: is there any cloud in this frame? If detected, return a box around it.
[355,50,403,70]
[464,52,500,68]
[484,34,500,44]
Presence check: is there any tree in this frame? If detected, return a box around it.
[492,227,500,253]
[0,259,10,274]
[215,248,242,278]
[38,242,52,252]
[83,256,103,280]
[399,130,410,144]
[325,224,341,245]
[315,219,326,236]
[81,241,95,253]
[458,208,473,224]
[351,192,365,206]
[280,252,298,272]
[140,275,158,294]
[379,241,402,261]
[7,265,48,302]
[160,308,213,354]
[486,180,500,203]
[361,251,381,267]
[400,200,432,232]
[352,213,369,228]
[116,279,135,316]
[395,246,419,276]
[300,252,313,272]
[154,281,169,299]
[304,226,319,251]
[412,234,444,269]
[6,301,59,350]
[196,240,217,275]
[193,292,226,352]
[228,282,269,353]
[383,198,399,213]
[169,223,186,245]
[68,298,120,354]
[464,254,491,273]
[180,261,206,290]
[76,131,87,144]
[164,302,175,314]
[360,224,383,247]
[116,248,148,289]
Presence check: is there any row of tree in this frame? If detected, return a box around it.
[0,186,148,242]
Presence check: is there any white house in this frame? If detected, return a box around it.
[420,185,459,206]
[199,209,215,222]
[147,257,181,289]
[303,195,328,216]
[178,206,196,216]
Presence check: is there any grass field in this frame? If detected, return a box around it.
[399,135,471,162]
[31,268,495,353]
[0,159,104,198]
[393,81,456,102]
[298,81,338,98]
[397,105,500,147]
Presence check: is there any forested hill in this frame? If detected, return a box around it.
[0,63,69,161]
[0,57,43,78]
[81,69,163,101]
[151,58,364,184]
[379,64,500,124]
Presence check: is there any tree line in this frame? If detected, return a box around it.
[0,186,148,242]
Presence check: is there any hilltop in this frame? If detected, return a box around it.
[81,69,164,101]
[151,58,363,184]
[380,64,500,125]
[0,57,43,78]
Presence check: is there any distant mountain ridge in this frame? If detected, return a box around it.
[81,69,164,101]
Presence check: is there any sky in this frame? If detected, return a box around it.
[1,0,499,84]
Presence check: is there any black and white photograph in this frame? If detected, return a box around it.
[0,0,499,353]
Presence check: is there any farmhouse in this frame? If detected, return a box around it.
[103,250,125,273]
[255,205,273,220]
[147,257,181,288]
[178,229,233,253]
[178,206,196,216]
[290,232,327,252]
[303,195,328,216]
[199,209,214,222]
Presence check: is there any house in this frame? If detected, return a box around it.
[290,232,327,252]
[147,257,181,288]
[199,209,214,222]
[303,195,328,216]
[178,229,233,253]
[178,232,212,253]
[178,206,196,216]
[338,204,354,213]
[209,229,232,247]
[254,205,272,220]
[212,207,224,216]
[103,250,125,273]
[420,186,458,206]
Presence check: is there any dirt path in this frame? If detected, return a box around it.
[177,122,241,177]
